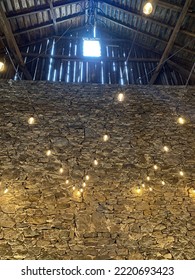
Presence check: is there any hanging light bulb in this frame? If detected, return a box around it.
[4,185,9,194]
[77,190,81,196]
[178,117,185,125]
[117,93,125,102]
[149,187,153,191]
[65,179,69,184]
[163,146,169,152]
[0,61,5,72]
[85,175,90,181]
[46,150,52,156]
[72,186,75,191]
[142,183,145,188]
[143,2,153,15]
[82,182,86,187]
[136,187,141,194]
[103,134,109,142]
[161,180,165,186]
[147,176,150,181]
[28,117,35,125]
[80,188,84,193]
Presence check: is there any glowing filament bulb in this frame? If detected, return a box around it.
[94,159,98,166]
[147,176,150,181]
[72,186,75,191]
[28,117,35,125]
[179,171,184,176]
[65,179,69,184]
[4,187,8,194]
[149,187,153,191]
[82,182,86,187]
[161,180,165,186]
[0,61,5,72]
[85,175,89,181]
[46,150,52,156]
[163,146,169,152]
[143,2,153,15]
[117,93,125,102]
[153,165,158,170]
[103,134,109,142]
[178,117,185,125]
[59,168,64,174]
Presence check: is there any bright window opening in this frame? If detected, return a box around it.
[83,39,101,57]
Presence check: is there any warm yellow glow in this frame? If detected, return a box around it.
[143,2,153,15]
[163,146,169,152]
[117,93,125,102]
[28,117,35,125]
[59,168,64,174]
[136,187,141,194]
[82,182,86,187]
[178,117,185,125]
[80,188,83,193]
[85,175,90,181]
[65,179,69,184]
[161,180,165,185]
[4,187,8,194]
[153,165,158,170]
[142,183,145,188]
[103,134,109,142]
[179,171,184,176]
[0,61,5,72]
[94,159,98,166]
[46,150,52,156]
[147,176,150,181]
[72,186,75,191]
[77,191,81,196]
[149,187,153,191]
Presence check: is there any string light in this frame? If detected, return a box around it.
[136,187,141,194]
[149,187,153,191]
[153,164,158,170]
[103,134,109,142]
[65,179,69,184]
[4,185,8,194]
[163,146,169,152]
[28,117,35,125]
[179,171,184,176]
[77,190,81,196]
[117,93,125,102]
[72,186,75,191]
[147,176,150,181]
[143,2,153,15]
[85,175,90,181]
[161,180,165,186]
[59,168,64,174]
[0,61,5,72]
[82,182,86,187]
[80,188,84,193]
[46,150,52,156]
[142,183,145,188]
[178,117,185,125]
[94,159,98,166]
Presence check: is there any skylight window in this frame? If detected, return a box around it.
[83,38,101,57]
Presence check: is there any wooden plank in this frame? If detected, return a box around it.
[0,3,32,79]
[168,60,195,83]
[149,0,192,85]
[47,0,58,34]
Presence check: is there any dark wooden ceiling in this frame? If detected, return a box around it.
[0,0,195,83]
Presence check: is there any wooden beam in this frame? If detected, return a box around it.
[6,12,85,36]
[149,0,192,85]
[47,0,58,34]
[168,60,195,83]
[158,0,195,17]
[97,13,195,56]
[0,3,32,79]
[100,0,195,38]
[21,51,160,62]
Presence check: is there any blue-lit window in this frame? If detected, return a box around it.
[83,38,101,57]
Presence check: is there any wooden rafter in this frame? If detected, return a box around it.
[0,3,32,80]
[47,0,58,34]
[100,0,195,38]
[97,13,195,56]
[168,60,195,83]
[149,0,192,85]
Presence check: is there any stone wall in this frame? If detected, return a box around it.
[0,80,194,260]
